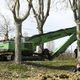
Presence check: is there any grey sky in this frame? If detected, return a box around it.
[0,0,76,52]
[0,0,76,35]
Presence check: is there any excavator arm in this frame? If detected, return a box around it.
[51,33,76,59]
[28,27,76,59]
[28,27,76,46]
[23,27,76,60]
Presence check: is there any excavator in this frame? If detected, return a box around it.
[0,26,76,60]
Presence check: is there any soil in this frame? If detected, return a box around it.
[0,60,80,80]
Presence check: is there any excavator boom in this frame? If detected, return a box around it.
[27,27,76,59]
[51,33,76,59]
[28,27,76,46]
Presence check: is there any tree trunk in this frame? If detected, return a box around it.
[15,22,22,64]
[76,24,80,63]
[4,33,8,40]
[37,27,44,53]
[76,0,80,63]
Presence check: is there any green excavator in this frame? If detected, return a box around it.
[0,26,76,60]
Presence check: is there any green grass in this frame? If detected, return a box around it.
[31,59,76,66]
[0,59,77,79]
[0,61,31,79]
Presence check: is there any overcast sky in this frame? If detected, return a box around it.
[0,0,77,52]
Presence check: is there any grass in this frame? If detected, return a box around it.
[0,59,77,80]
[0,61,31,79]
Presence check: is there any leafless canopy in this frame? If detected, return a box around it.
[69,0,80,21]
[7,0,32,22]
[0,14,14,39]
[31,0,51,30]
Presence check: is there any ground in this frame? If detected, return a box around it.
[0,59,80,80]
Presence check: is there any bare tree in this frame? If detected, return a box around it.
[31,0,51,53]
[0,14,14,40]
[7,0,32,64]
[69,0,80,62]
[53,0,68,11]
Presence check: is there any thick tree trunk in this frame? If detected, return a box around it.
[8,0,32,64]
[76,0,80,63]
[37,28,44,53]
[15,22,22,64]
[76,24,80,63]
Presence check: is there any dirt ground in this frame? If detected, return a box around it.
[0,60,80,80]
[27,72,80,80]
[24,61,80,80]
[26,65,80,80]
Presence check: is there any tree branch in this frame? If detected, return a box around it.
[44,0,51,24]
[31,2,40,26]
[15,0,20,19]
[20,0,32,21]
[41,0,44,20]
[38,0,42,22]
[69,0,73,9]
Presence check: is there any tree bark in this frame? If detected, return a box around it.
[76,23,80,63]
[75,0,80,63]
[37,27,44,53]
[7,0,32,64]
[15,22,22,64]
[69,0,80,63]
